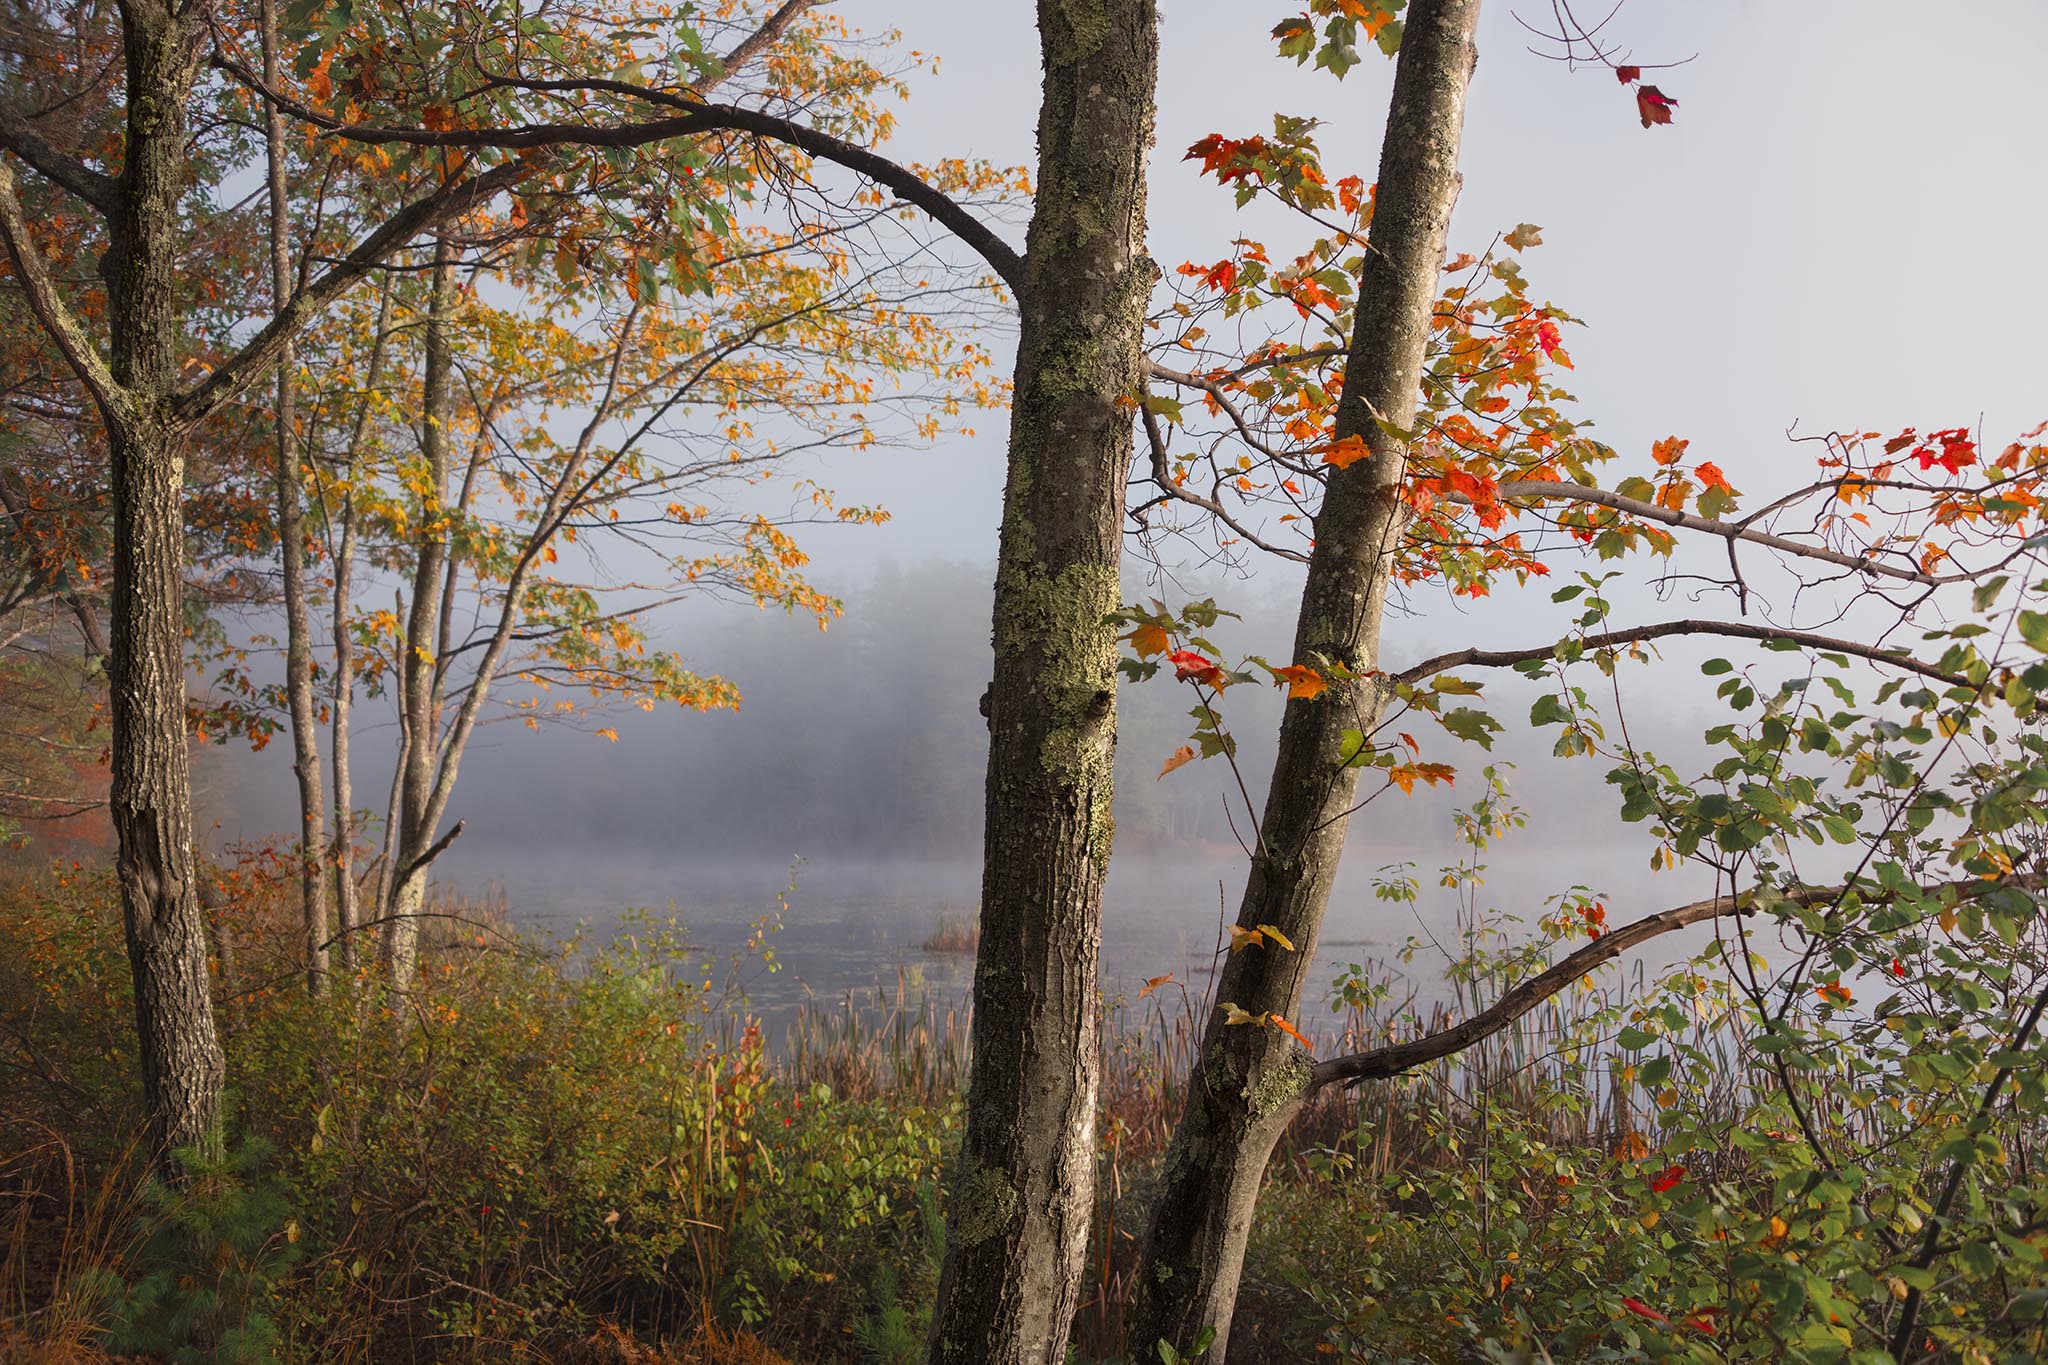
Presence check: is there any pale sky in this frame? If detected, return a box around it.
[799,0,2048,584]
[212,2,2048,928]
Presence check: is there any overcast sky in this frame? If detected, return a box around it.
[783,0,2048,585]
[211,2,2048,948]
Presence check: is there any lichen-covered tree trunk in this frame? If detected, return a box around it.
[105,2,226,1163]
[1129,2,1482,1355]
[926,3,1158,1362]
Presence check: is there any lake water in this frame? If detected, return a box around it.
[465,836,1745,1043]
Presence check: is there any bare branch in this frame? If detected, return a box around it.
[1392,619,1974,691]
[0,105,120,216]
[1309,876,2040,1091]
[397,818,465,885]
[208,51,1027,294]
[1137,402,1309,564]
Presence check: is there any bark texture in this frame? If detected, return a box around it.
[263,0,329,993]
[381,243,457,992]
[326,282,395,980]
[1128,2,1482,1355]
[105,3,226,1162]
[925,3,1158,1362]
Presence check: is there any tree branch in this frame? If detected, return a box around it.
[171,161,525,428]
[1137,402,1309,563]
[0,104,120,216]
[209,51,1026,294]
[0,159,123,419]
[1308,876,2041,1092]
[1491,479,1956,586]
[397,817,465,885]
[691,0,823,95]
[1392,619,1974,691]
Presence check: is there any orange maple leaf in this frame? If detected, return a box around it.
[1323,434,1372,469]
[1158,744,1196,780]
[1651,436,1689,467]
[1271,664,1327,700]
[1130,623,1171,659]
[1269,1014,1314,1052]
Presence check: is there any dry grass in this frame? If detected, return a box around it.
[916,911,980,956]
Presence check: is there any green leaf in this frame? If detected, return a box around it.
[1438,707,1501,750]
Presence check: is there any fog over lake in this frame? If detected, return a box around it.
[208,556,1770,1035]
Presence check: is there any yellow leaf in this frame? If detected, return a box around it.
[1131,623,1171,659]
[1639,1210,1660,1230]
[1939,905,1958,933]
[1226,924,1265,954]
[596,728,619,742]
[1220,1001,1263,1026]
[1255,923,1297,952]
[1138,973,1174,1001]
[1158,744,1197,780]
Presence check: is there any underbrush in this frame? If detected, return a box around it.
[6,852,2048,1364]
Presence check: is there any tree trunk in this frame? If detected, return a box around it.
[326,280,394,981]
[382,243,457,992]
[104,3,226,1164]
[262,0,329,994]
[1128,2,1481,1355]
[926,4,1157,1363]
[330,486,360,977]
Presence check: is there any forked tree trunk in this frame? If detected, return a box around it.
[381,243,457,992]
[104,4,226,1164]
[926,3,1158,1362]
[1129,1,1482,1355]
[326,281,395,981]
[262,0,329,994]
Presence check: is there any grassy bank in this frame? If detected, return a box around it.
[4,852,2046,1364]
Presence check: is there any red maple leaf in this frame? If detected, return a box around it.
[1168,650,1227,689]
[1636,85,1678,128]
[1914,427,1977,475]
[1650,1164,1687,1194]
[1615,64,1641,84]
[1623,1297,1670,1325]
